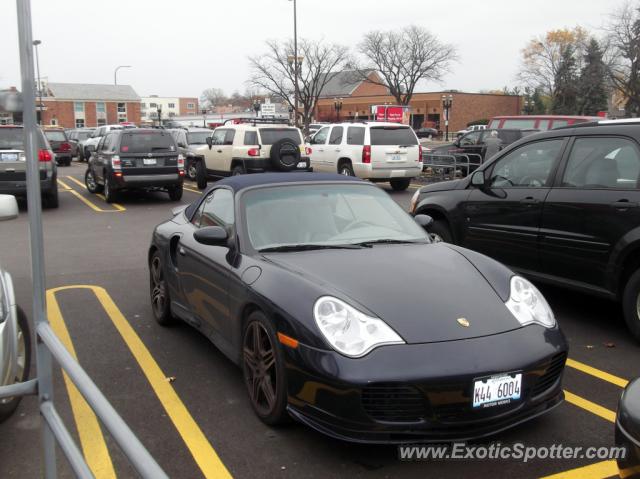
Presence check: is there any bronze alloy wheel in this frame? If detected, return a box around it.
[150,256,166,319]
[243,321,278,416]
[0,323,26,407]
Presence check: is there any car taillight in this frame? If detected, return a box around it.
[111,155,121,170]
[38,149,52,162]
[362,145,371,164]
[60,142,71,152]
[177,154,185,169]
[248,148,260,157]
[305,146,312,155]
[418,145,423,162]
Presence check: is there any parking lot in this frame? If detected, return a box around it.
[0,161,635,478]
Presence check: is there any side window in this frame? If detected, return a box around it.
[211,129,227,145]
[244,131,258,145]
[97,137,106,152]
[460,131,482,146]
[328,126,344,145]
[312,127,330,145]
[192,189,235,228]
[347,127,365,145]
[224,130,235,146]
[562,137,640,189]
[490,139,564,188]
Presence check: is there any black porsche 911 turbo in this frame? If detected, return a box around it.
[148,172,568,443]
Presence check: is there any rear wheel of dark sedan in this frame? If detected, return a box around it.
[623,269,640,342]
[149,251,175,326]
[242,311,289,425]
[0,307,32,423]
[390,178,411,191]
[85,168,103,194]
[168,185,183,202]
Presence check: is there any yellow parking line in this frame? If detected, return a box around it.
[566,358,629,389]
[53,285,231,478]
[538,459,618,479]
[60,177,125,212]
[57,179,72,191]
[183,186,203,195]
[46,289,116,479]
[564,390,616,423]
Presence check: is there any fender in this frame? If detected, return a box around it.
[609,226,640,295]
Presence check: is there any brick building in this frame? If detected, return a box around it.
[315,71,522,132]
[140,95,199,123]
[37,82,141,128]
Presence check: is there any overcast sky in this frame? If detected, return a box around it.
[0,0,626,99]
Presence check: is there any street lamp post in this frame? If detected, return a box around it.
[441,94,453,141]
[333,98,343,122]
[288,0,299,128]
[201,108,207,127]
[114,65,131,85]
[156,105,162,127]
[32,39,42,125]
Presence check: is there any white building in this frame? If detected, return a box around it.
[140,95,198,122]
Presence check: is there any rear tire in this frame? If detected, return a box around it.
[85,168,103,193]
[622,269,640,342]
[196,160,207,190]
[43,185,59,209]
[149,251,175,326]
[63,158,71,167]
[428,219,452,243]
[103,175,117,203]
[390,178,411,191]
[338,162,355,176]
[168,185,183,201]
[0,306,32,423]
[231,165,245,176]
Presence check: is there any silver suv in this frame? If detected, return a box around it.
[0,125,59,208]
[193,118,311,189]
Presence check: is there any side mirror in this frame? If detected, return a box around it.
[193,226,228,246]
[0,195,19,221]
[414,214,434,229]
[471,170,486,188]
[206,136,213,149]
[453,139,461,147]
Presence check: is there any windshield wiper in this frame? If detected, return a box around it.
[354,239,426,247]
[258,243,364,253]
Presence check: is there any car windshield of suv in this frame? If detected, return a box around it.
[45,131,66,141]
[370,127,418,145]
[187,132,210,145]
[0,128,25,150]
[120,132,175,153]
[244,184,428,251]
[258,128,302,145]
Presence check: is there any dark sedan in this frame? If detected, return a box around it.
[148,173,567,443]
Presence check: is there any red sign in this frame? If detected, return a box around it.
[386,106,404,123]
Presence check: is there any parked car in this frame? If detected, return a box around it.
[308,121,422,191]
[0,125,59,208]
[192,118,311,190]
[83,124,135,161]
[0,194,31,423]
[456,124,487,138]
[167,128,211,181]
[487,115,599,131]
[411,119,640,341]
[43,127,74,166]
[148,172,567,443]
[85,128,184,202]
[616,377,640,478]
[308,123,329,136]
[415,127,439,139]
[67,128,95,162]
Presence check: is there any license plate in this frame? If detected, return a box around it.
[472,373,522,408]
[143,158,157,165]
[391,154,402,161]
[296,161,307,168]
[1,153,18,162]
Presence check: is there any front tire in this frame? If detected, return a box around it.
[622,269,640,342]
[186,159,197,181]
[428,219,452,243]
[0,307,32,423]
[242,311,289,426]
[149,251,175,326]
[390,178,411,191]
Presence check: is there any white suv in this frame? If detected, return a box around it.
[308,122,422,191]
[193,119,311,189]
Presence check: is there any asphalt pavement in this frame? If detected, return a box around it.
[0,161,636,479]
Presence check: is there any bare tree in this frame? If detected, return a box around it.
[248,39,350,132]
[605,1,640,116]
[350,25,457,105]
[200,88,227,110]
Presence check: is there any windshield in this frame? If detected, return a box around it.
[243,184,428,251]
[45,131,66,141]
[120,132,176,153]
[370,127,418,145]
[187,132,210,145]
[258,128,302,145]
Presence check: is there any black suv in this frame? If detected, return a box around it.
[85,129,184,202]
[411,120,640,340]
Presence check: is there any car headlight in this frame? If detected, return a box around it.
[410,188,421,214]
[313,296,404,357]
[505,276,555,328]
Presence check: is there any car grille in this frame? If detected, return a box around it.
[532,352,567,397]
[361,383,426,422]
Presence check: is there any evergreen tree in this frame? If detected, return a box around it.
[551,45,579,114]
[577,39,609,115]
[532,88,547,114]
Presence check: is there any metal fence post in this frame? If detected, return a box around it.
[15,0,57,476]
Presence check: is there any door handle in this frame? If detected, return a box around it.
[178,247,186,256]
[334,149,341,152]
[216,149,223,153]
[520,197,540,205]
[611,200,639,209]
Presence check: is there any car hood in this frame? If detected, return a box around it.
[420,178,463,193]
[263,243,520,344]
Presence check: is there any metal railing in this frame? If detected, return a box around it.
[422,152,483,182]
[0,1,169,477]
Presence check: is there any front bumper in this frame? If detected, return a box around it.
[283,325,567,444]
[353,163,422,180]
